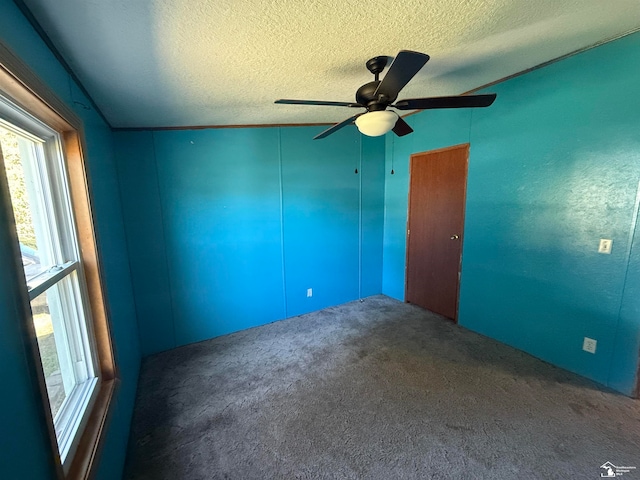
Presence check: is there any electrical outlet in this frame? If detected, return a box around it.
[583,337,597,354]
[598,239,612,254]
[307,288,312,298]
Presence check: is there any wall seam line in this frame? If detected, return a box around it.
[111,131,144,358]
[278,128,288,319]
[358,136,363,299]
[151,130,178,349]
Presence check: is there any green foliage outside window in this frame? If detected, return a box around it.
[0,127,37,249]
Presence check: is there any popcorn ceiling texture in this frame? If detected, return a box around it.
[22,0,640,128]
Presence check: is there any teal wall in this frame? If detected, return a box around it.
[114,127,385,356]
[382,32,640,395]
[0,2,141,479]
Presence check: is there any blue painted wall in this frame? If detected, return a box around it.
[360,133,386,298]
[114,126,385,356]
[0,2,141,479]
[155,128,285,346]
[382,32,640,395]
[114,131,175,354]
[281,127,359,316]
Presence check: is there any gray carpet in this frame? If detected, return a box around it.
[124,295,640,479]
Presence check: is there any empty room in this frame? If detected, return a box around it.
[1,1,639,479]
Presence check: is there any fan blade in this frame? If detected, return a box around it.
[394,94,497,110]
[275,99,362,108]
[373,51,430,101]
[313,114,362,140]
[392,116,413,137]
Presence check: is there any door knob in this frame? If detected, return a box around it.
[450,234,459,240]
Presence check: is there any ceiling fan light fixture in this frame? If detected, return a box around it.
[277,51,496,140]
[355,110,398,137]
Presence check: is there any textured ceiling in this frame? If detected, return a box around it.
[20,0,640,128]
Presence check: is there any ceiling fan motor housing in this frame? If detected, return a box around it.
[356,81,395,111]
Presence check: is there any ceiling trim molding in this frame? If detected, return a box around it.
[12,0,112,128]
[113,122,339,132]
[398,26,640,120]
[462,25,640,96]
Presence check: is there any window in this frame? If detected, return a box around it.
[0,41,115,479]
[0,105,98,469]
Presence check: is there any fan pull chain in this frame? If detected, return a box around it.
[390,137,395,174]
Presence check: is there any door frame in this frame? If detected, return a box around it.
[404,143,470,323]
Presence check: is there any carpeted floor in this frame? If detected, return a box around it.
[124,295,640,479]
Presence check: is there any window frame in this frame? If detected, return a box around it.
[0,41,117,480]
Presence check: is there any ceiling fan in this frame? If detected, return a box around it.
[275,50,496,140]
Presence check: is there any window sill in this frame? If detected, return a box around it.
[65,378,119,480]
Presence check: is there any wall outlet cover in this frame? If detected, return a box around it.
[583,337,597,354]
[307,288,312,297]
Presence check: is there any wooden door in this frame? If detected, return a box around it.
[405,144,469,321]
